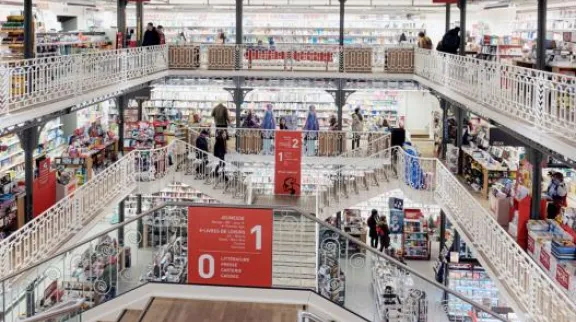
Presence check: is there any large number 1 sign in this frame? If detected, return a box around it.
[187,207,273,287]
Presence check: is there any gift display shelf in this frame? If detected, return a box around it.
[146,86,408,130]
[127,12,425,45]
[123,183,218,218]
[36,31,112,56]
[55,140,118,186]
[512,9,576,42]
[401,208,430,260]
[446,262,507,322]
[0,119,65,180]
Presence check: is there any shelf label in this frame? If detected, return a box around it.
[274,131,302,196]
[187,207,273,287]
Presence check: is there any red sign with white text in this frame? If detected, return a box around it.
[274,131,302,195]
[539,249,551,271]
[187,207,273,287]
[556,264,571,289]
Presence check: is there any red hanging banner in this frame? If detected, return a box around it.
[274,131,302,196]
[187,207,273,287]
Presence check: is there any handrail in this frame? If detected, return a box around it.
[0,202,508,322]
[17,299,84,322]
[298,311,330,322]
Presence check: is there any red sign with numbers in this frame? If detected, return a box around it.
[274,131,302,195]
[187,207,273,287]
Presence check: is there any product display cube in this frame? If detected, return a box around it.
[208,45,236,70]
[343,47,373,73]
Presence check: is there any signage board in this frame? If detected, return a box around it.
[274,131,302,195]
[187,207,273,287]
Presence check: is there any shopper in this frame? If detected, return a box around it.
[376,216,390,252]
[157,25,166,45]
[367,209,379,248]
[328,115,338,131]
[142,22,160,46]
[352,107,364,149]
[213,129,227,179]
[100,259,118,302]
[417,31,433,49]
[242,109,260,128]
[381,119,391,132]
[303,105,320,156]
[437,27,461,54]
[195,130,209,175]
[261,104,276,155]
[377,216,391,252]
[544,172,568,219]
[211,103,230,129]
[279,117,288,130]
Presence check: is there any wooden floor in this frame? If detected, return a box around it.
[140,298,302,322]
[118,309,142,322]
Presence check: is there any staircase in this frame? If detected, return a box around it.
[273,211,317,289]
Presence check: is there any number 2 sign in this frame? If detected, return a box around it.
[274,131,302,195]
[187,207,273,287]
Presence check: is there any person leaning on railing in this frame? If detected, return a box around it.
[303,105,320,156]
[351,107,364,149]
[261,104,276,155]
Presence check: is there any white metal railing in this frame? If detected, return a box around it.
[0,149,137,279]
[414,48,576,142]
[0,45,168,115]
[188,127,390,157]
[298,311,329,322]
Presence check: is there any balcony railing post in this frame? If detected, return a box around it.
[0,64,9,114]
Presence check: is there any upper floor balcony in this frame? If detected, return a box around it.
[0,44,575,164]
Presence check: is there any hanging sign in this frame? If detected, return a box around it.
[274,131,302,195]
[187,207,273,287]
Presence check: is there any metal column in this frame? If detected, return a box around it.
[459,0,466,56]
[536,0,547,70]
[23,0,33,59]
[445,4,451,33]
[441,99,449,160]
[118,199,125,246]
[136,2,144,46]
[117,0,127,39]
[530,148,544,219]
[338,0,346,72]
[18,126,39,223]
[137,100,143,121]
[137,194,144,248]
[455,106,464,174]
[117,95,127,152]
[235,0,243,44]
[439,210,447,253]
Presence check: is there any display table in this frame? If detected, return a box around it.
[461,146,517,198]
[513,58,576,76]
[244,49,334,70]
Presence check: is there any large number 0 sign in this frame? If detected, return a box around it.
[187,207,273,287]
[274,131,302,195]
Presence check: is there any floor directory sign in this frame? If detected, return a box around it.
[187,207,273,287]
[274,131,302,195]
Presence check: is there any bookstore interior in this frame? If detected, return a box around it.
[2,0,576,321]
